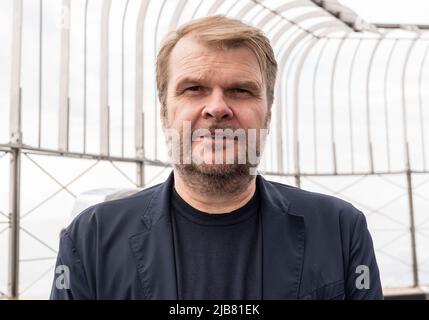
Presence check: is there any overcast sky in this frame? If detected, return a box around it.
[339,0,429,24]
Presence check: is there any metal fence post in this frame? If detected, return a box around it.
[8,147,21,299]
[405,143,419,287]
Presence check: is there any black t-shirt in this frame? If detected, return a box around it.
[170,187,262,300]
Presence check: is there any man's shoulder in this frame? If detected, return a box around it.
[64,182,165,240]
[266,178,363,224]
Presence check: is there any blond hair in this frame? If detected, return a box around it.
[156,15,278,110]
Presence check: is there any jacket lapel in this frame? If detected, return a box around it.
[257,175,306,299]
[129,172,178,299]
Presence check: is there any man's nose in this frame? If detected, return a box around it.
[201,90,233,121]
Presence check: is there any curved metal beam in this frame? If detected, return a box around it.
[271,10,330,45]
[168,0,187,32]
[365,34,388,173]
[330,32,352,174]
[169,0,191,31]
[402,33,428,171]
[347,38,363,173]
[418,41,429,171]
[275,34,314,172]
[58,0,71,151]
[100,0,111,156]
[83,0,88,153]
[152,0,168,160]
[383,39,399,173]
[121,0,130,157]
[38,0,43,148]
[208,0,226,15]
[224,0,242,16]
[256,0,315,28]
[247,5,266,23]
[265,15,284,35]
[312,39,330,173]
[190,0,205,20]
[150,0,189,161]
[236,0,260,20]
[135,0,150,188]
[402,34,422,168]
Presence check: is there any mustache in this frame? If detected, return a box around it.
[191,126,245,139]
[194,125,239,132]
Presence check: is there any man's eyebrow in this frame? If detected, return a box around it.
[228,81,262,92]
[175,77,206,88]
[175,77,262,92]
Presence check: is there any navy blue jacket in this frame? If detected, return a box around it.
[50,172,383,299]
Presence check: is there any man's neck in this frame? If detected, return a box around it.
[173,170,256,214]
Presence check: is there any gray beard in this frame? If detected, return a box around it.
[174,162,256,196]
[164,118,268,196]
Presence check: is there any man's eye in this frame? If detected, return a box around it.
[230,88,251,95]
[185,86,202,92]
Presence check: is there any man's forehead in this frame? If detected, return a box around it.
[169,35,263,83]
[170,34,226,58]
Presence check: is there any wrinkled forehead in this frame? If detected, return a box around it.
[168,35,264,85]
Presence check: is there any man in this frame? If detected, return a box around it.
[50,15,383,300]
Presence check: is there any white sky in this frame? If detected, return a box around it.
[339,0,429,24]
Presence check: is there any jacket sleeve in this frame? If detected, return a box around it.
[345,211,383,299]
[50,232,93,300]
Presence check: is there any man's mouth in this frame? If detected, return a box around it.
[196,129,242,140]
[199,134,235,139]
[198,135,239,144]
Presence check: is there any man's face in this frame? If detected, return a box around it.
[162,35,270,176]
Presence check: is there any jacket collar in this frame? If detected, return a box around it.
[129,171,305,299]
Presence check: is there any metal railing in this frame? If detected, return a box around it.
[1,0,428,298]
